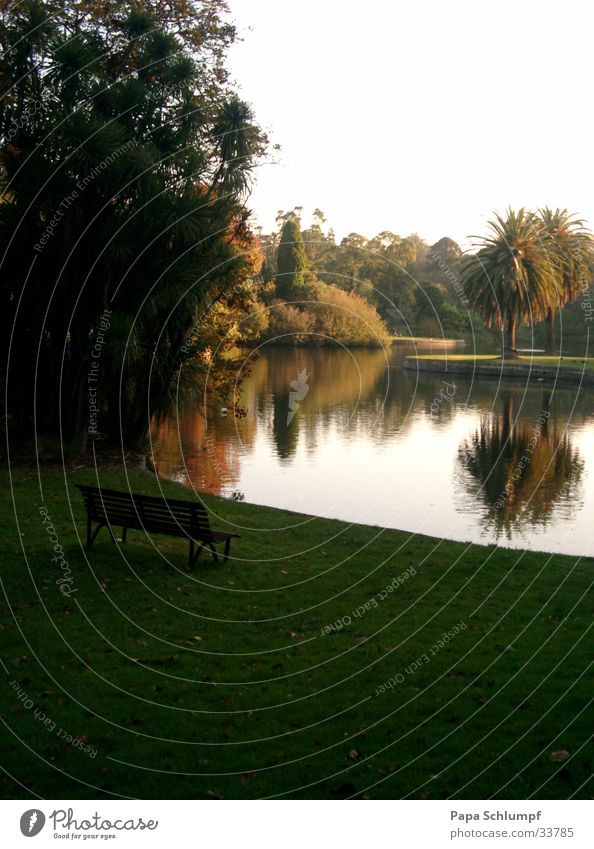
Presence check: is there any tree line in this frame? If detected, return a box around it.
[255,209,471,343]
[254,206,594,354]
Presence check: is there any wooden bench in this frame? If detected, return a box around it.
[76,485,239,567]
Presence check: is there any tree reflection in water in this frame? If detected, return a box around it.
[457,392,584,537]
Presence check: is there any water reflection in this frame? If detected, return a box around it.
[151,346,594,555]
[263,347,388,459]
[457,392,584,537]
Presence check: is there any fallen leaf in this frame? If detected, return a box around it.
[550,749,570,763]
[207,790,223,799]
[348,749,360,760]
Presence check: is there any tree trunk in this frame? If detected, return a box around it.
[545,306,555,353]
[71,380,90,456]
[504,316,519,358]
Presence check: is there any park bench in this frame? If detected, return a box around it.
[76,484,239,567]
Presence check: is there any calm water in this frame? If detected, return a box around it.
[151,345,594,557]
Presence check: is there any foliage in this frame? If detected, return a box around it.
[265,301,314,344]
[260,214,391,347]
[460,207,594,353]
[0,1,266,449]
[275,218,312,299]
[263,285,389,346]
[256,204,594,351]
[460,208,563,351]
[537,208,594,350]
[260,212,473,338]
[0,0,237,96]
[308,281,390,346]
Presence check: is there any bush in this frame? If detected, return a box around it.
[265,301,315,344]
[311,282,390,345]
[263,282,390,346]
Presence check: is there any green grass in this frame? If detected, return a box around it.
[1,466,592,799]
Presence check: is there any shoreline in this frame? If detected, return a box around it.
[404,356,594,388]
[237,336,466,350]
[391,336,465,346]
[8,458,589,560]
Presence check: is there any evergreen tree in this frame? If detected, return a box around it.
[275,218,309,299]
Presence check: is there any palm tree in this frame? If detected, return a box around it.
[461,208,562,356]
[537,208,594,351]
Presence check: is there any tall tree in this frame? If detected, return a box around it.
[275,218,310,300]
[460,208,562,355]
[537,208,594,351]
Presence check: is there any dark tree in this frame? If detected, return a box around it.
[0,1,266,451]
[275,219,309,300]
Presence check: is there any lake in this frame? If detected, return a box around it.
[151,344,594,557]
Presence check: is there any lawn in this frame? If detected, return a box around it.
[1,465,592,799]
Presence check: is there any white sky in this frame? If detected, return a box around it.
[226,0,594,247]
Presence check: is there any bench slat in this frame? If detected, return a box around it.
[78,485,208,513]
[84,498,195,516]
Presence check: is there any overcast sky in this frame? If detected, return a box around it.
[226,0,594,247]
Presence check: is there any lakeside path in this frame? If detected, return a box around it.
[1,465,592,799]
[404,355,594,389]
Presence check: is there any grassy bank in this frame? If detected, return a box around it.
[404,354,594,387]
[1,466,592,799]
[391,336,465,345]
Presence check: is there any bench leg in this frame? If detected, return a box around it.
[121,526,128,543]
[189,540,206,568]
[86,520,106,549]
[190,539,234,567]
